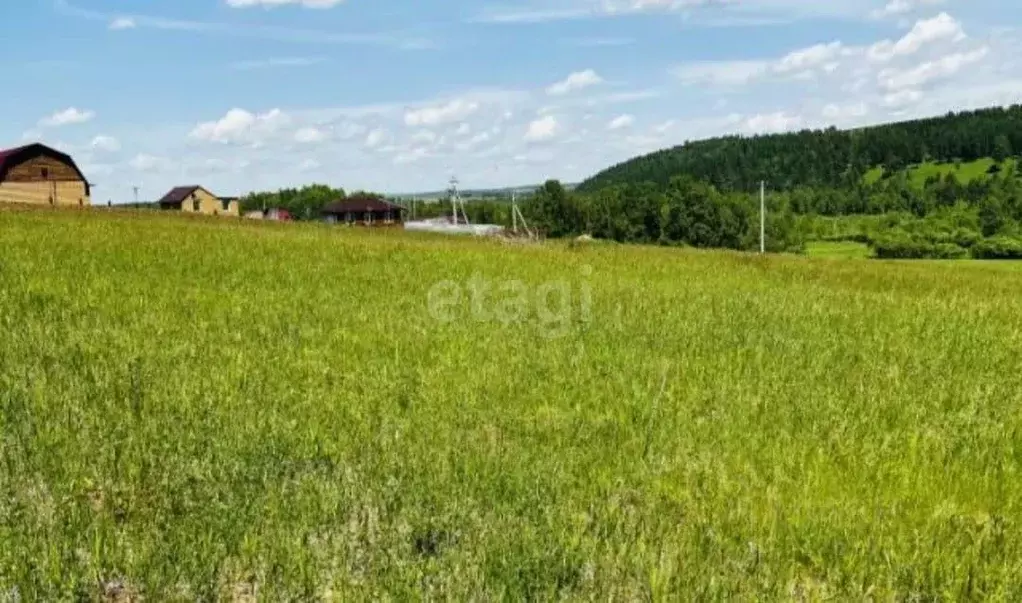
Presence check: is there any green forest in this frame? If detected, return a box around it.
[554,104,1022,259]
[229,104,1022,260]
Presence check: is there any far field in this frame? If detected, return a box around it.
[3,207,1022,599]
[864,157,1019,186]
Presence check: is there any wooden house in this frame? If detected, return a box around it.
[0,143,91,207]
[321,197,405,226]
[157,185,239,217]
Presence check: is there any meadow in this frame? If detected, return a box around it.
[863,158,1018,186]
[3,206,1022,600]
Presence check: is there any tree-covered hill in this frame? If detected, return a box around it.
[578,104,1022,194]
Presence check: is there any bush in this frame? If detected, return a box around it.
[871,235,969,259]
[970,236,1022,259]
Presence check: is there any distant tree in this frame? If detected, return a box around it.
[979,194,1006,237]
[994,135,1013,163]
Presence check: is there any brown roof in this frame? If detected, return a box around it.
[0,143,91,195]
[321,198,405,214]
[158,185,214,205]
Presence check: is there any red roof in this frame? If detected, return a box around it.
[0,143,90,195]
[321,198,406,214]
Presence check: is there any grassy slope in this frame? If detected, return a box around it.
[3,207,1022,599]
[864,157,1017,186]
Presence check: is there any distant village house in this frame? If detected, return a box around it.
[157,186,239,217]
[322,196,406,226]
[0,143,91,207]
[243,207,292,221]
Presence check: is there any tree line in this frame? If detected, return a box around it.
[578,104,1022,194]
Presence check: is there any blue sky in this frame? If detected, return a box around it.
[0,0,1017,201]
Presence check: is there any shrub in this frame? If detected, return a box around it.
[970,236,1022,259]
[871,235,969,259]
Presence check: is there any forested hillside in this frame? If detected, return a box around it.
[579,105,1022,193]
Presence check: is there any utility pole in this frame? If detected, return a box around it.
[512,189,518,233]
[132,186,140,205]
[760,180,766,254]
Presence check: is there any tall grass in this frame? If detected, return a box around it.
[2,207,1022,599]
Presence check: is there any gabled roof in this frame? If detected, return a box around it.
[321,198,406,214]
[0,143,91,195]
[157,185,216,205]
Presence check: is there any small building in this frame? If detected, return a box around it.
[0,143,91,207]
[321,197,405,226]
[265,207,291,221]
[157,185,239,217]
[243,207,291,221]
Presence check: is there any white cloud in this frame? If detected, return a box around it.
[546,69,603,95]
[871,0,944,19]
[225,0,346,8]
[404,99,480,126]
[129,154,171,173]
[672,60,769,86]
[882,89,924,107]
[743,112,802,134]
[297,158,321,172]
[868,12,965,61]
[189,108,290,143]
[524,115,559,142]
[821,102,869,121]
[108,17,136,30]
[39,107,95,127]
[90,135,121,152]
[607,114,635,130]
[774,41,844,74]
[294,126,327,143]
[230,57,324,70]
[878,47,990,91]
[364,128,389,148]
[472,0,864,24]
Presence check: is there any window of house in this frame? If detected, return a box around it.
[192,196,201,212]
[41,168,49,179]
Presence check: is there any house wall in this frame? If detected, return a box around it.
[177,188,222,215]
[0,155,90,206]
[225,200,240,217]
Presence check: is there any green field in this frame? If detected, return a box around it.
[4,207,1022,599]
[864,158,1017,186]
[804,240,872,259]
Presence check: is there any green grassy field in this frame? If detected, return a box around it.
[804,240,873,259]
[3,207,1022,599]
[864,158,1017,186]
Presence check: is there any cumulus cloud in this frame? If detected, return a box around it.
[404,99,479,126]
[90,135,121,152]
[39,107,95,127]
[743,112,802,134]
[294,126,327,143]
[524,115,559,142]
[878,47,990,91]
[607,114,635,130]
[546,69,603,95]
[189,108,290,143]
[129,153,172,172]
[871,0,944,19]
[868,12,965,61]
[364,128,389,149]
